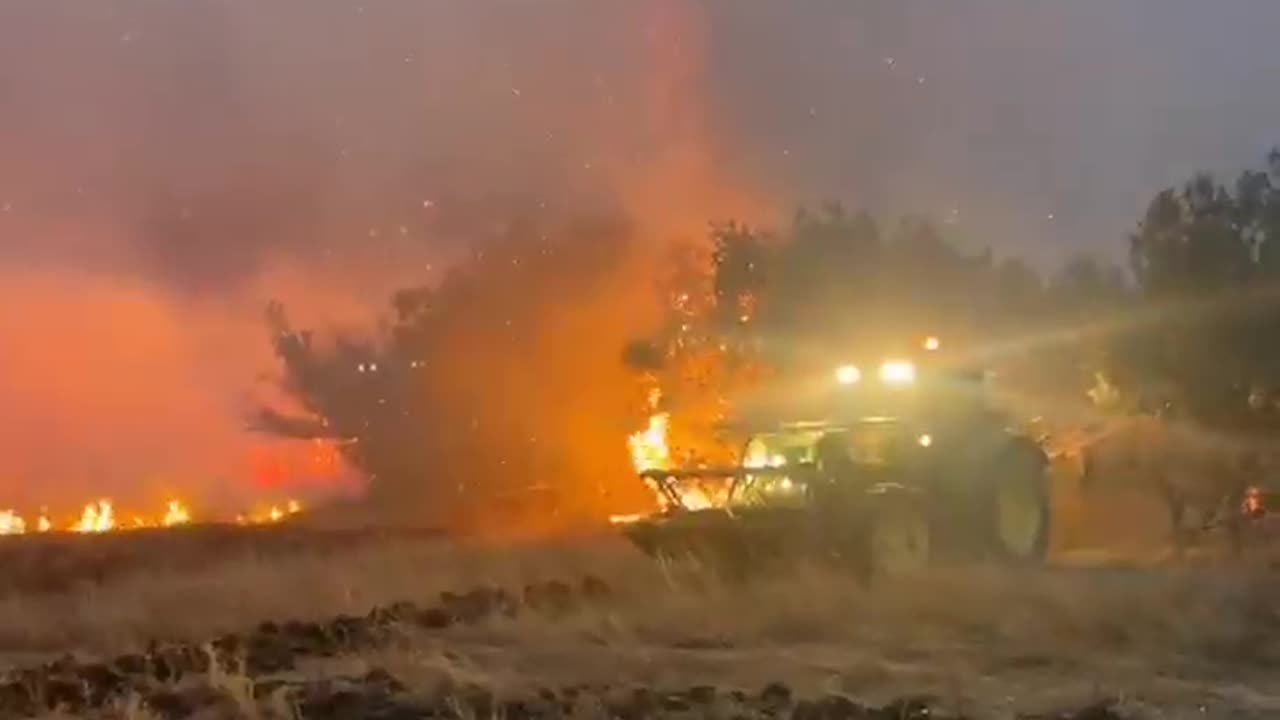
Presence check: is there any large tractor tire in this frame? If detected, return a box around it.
[986,441,1052,564]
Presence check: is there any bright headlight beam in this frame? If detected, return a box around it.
[879,360,916,384]
[835,364,862,385]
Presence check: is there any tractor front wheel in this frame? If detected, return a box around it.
[988,444,1052,564]
[864,492,931,580]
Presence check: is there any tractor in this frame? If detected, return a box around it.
[618,336,1052,580]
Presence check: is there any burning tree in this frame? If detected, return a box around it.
[623,223,773,477]
[254,214,657,532]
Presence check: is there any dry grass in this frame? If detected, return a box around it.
[2,529,1279,718]
[0,533,627,655]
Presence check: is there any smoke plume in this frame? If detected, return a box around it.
[3,1,1279,516]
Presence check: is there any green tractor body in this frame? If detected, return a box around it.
[620,342,1052,579]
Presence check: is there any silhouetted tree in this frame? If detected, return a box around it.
[1118,150,1280,430]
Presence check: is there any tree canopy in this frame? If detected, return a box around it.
[255,151,1280,525]
[1121,151,1280,428]
[254,214,657,531]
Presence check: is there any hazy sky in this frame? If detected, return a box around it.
[693,0,1280,263]
[2,1,1280,512]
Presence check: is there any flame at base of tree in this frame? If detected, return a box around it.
[625,388,722,512]
[621,232,773,514]
[625,411,718,513]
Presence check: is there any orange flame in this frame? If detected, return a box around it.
[236,499,303,526]
[628,412,672,473]
[73,500,115,533]
[162,500,191,527]
[0,496,304,537]
[0,510,25,536]
[623,388,717,514]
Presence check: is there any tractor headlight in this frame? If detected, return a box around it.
[835,364,862,385]
[879,360,916,385]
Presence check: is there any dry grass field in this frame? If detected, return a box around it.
[0,526,1277,719]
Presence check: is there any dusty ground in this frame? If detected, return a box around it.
[0,527,1277,719]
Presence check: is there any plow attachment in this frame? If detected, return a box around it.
[621,465,828,576]
[621,463,936,581]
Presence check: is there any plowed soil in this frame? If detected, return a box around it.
[0,526,1275,719]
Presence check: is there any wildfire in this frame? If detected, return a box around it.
[162,500,191,527]
[628,412,671,473]
[0,510,25,536]
[625,388,674,515]
[624,388,718,514]
[0,497,301,537]
[74,500,115,533]
[236,499,303,526]
[672,485,714,510]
